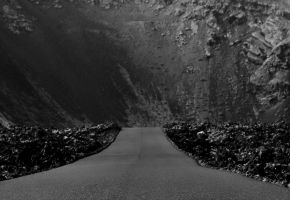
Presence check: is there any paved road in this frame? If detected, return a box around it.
[0,128,289,200]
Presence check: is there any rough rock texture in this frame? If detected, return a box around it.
[148,0,290,123]
[0,0,289,126]
[0,122,121,180]
[164,121,290,187]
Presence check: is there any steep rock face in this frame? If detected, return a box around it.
[107,0,290,123]
[0,0,136,127]
[0,0,174,127]
[163,0,290,122]
[88,0,290,122]
[250,38,290,121]
[0,0,289,126]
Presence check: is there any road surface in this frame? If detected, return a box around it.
[0,128,289,200]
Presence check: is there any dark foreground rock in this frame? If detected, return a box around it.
[0,122,121,181]
[164,121,290,188]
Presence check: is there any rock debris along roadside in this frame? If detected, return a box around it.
[0,122,121,181]
[1,128,289,200]
[164,121,290,188]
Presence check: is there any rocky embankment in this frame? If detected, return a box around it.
[164,122,290,188]
[0,122,121,181]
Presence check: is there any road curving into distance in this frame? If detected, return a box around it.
[0,128,289,200]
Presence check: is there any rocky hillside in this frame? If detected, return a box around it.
[0,0,289,126]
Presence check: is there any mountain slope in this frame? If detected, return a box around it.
[0,0,170,127]
[0,0,289,126]
[90,0,290,123]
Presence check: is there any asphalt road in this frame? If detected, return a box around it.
[0,128,289,200]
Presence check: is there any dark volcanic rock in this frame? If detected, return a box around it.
[0,122,121,181]
[164,121,290,187]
